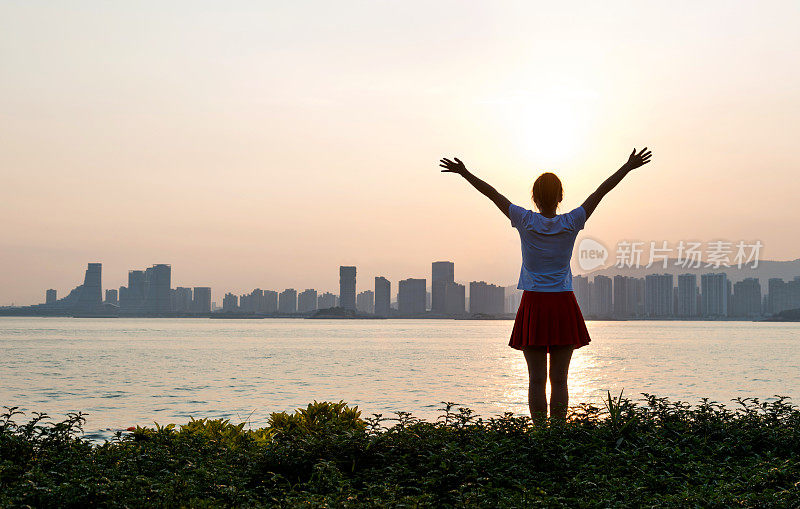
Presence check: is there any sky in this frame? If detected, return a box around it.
[2,1,799,305]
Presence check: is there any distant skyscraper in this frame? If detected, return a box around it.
[222,292,238,312]
[278,288,297,313]
[105,288,118,305]
[506,289,523,314]
[469,281,505,315]
[731,278,761,317]
[237,289,258,313]
[701,273,728,317]
[443,281,466,314]
[144,264,171,313]
[172,287,192,312]
[263,290,278,313]
[75,263,102,312]
[45,289,57,305]
[431,261,455,313]
[120,270,146,312]
[645,273,674,317]
[589,275,613,318]
[374,277,391,317]
[398,278,426,315]
[339,266,356,311]
[317,292,337,310]
[676,274,698,317]
[613,275,631,318]
[356,290,375,314]
[298,289,318,313]
[192,287,212,313]
[573,275,589,313]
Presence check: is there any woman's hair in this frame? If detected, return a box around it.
[531,172,563,211]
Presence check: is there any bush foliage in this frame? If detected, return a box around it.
[2,395,799,507]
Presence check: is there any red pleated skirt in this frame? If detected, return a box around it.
[509,291,591,351]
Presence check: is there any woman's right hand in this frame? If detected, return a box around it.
[623,147,653,170]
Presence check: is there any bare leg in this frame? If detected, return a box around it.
[548,345,574,420]
[523,347,547,421]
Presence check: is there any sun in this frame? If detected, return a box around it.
[489,89,596,167]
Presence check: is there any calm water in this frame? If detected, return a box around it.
[1,317,798,441]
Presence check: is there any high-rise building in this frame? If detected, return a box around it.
[442,281,466,315]
[144,264,171,314]
[374,277,391,317]
[339,266,356,310]
[120,270,146,312]
[278,288,297,313]
[222,292,238,312]
[239,288,263,313]
[431,261,455,313]
[105,288,118,305]
[645,273,674,317]
[469,281,505,315]
[701,273,728,317]
[573,275,589,313]
[676,274,698,317]
[398,278,426,315]
[298,289,318,313]
[74,263,102,312]
[506,289,523,314]
[356,290,375,314]
[192,287,212,313]
[589,275,613,317]
[171,287,192,312]
[613,275,634,318]
[262,290,278,313]
[45,289,57,305]
[317,292,337,310]
[731,278,762,317]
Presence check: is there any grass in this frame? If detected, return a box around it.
[1,395,799,507]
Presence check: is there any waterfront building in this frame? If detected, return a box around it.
[356,290,375,314]
[222,292,238,312]
[589,275,613,318]
[676,274,698,317]
[192,287,212,313]
[317,291,337,310]
[731,278,762,317]
[573,275,589,313]
[298,289,318,313]
[398,278,426,315]
[469,281,505,315]
[172,287,192,312]
[339,266,356,310]
[701,273,728,317]
[431,261,455,313]
[374,277,391,317]
[278,288,297,313]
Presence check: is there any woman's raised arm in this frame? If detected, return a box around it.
[581,147,652,219]
[440,157,511,219]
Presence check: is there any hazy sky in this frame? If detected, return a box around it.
[2,1,799,305]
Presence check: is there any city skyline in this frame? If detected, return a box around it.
[3,2,800,305]
[8,259,800,320]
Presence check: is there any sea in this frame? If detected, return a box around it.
[1,317,798,441]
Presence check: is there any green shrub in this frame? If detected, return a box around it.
[1,395,799,507]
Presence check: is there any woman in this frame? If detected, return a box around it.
[439,147,652,420]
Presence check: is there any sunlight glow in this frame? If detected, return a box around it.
[487,87,598,167]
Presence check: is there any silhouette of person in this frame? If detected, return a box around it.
[440,148,653,420]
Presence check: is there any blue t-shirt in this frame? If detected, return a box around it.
[509,203,587,292]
